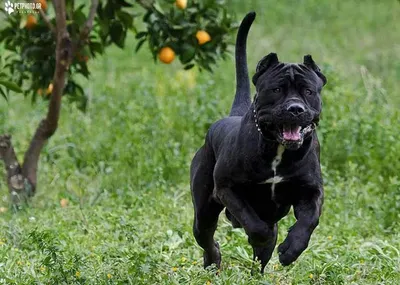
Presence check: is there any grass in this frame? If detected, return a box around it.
[1,0,400,284]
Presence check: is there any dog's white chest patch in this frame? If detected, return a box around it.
[259,145,285,198]
[271,145,285,173]
[262,176,284,184]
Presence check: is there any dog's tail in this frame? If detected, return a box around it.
[229,12,256,117]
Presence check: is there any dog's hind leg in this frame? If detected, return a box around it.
[193,199,224,269]
[191,146,224,269]
[252,223,278,273]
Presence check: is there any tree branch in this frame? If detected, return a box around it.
[71,0,99,59]
[80,0,98,41]
[21,0,71,191]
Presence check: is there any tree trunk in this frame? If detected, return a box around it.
[0,135,30,204]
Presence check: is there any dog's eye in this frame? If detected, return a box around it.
[303,88,313,96]
[272,88,281,93]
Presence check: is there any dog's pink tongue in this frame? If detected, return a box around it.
[283,125,301,141]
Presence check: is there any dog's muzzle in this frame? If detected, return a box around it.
[253,107,317,150]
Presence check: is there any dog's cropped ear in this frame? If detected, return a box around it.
[252,53,279,85]
[256,53,279,73]
[303,55,327,86]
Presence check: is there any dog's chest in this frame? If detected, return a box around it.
[257,145,286,199]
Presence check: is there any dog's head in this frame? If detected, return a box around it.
[252,53,326,150]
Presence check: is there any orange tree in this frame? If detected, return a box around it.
[0,0,236,205]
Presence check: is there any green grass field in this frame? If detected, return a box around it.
[1,0,400,284]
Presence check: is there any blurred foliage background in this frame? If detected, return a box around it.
[0,0,400,284]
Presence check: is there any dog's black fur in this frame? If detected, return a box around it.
[190,12,327,272]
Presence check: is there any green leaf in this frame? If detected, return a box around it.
[0,80,23,93]
[0,87,8,101]
[117,11,134,28]
[118,0,133,7]
[153,2,165,15]
[110,21,126,48]
[172,25,184,30]
[143,10,152,22]
[179,44,196,64]
[96,1,104,18]
[184,64,195,70]
[104,1,115,19]
[76,62,90,79]
[135,32,148,39]
[89,41,104,56]
[135,38,147,52]
[73,8,87,27]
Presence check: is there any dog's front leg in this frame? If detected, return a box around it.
[216,187,276,247]
[278,190,323,266]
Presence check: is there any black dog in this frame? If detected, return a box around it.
[190,12,327,272]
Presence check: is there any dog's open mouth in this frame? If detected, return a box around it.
[255,110,317,149]
[275,123,315,149]
[282,124,302,141]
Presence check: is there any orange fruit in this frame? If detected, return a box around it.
[38,0,48,11]
[196,30,211,45]
[175,0,187,9]
[26,14,37,30]
[46,83,53,95]
[60,198,69,208]
[158,47,175,64]
[37,88,43,96]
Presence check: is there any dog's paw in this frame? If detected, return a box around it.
[203,242,221,269]
[278,245,298,266]
[253,246,274,274]
[277,236,308,266]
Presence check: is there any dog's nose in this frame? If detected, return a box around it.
[287,103,305,115]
